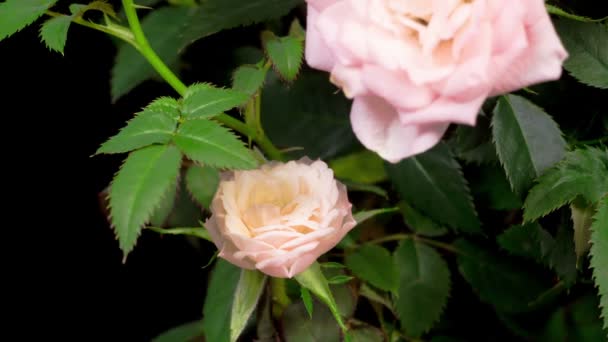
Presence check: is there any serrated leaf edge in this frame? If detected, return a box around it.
[262,32,304,83]
[491,95,567,196]
[589,195,608,331]
[106,146,182,260]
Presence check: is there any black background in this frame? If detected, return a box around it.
[2,4,213,340]
[3,0,607,340]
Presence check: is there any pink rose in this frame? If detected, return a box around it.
[305,0,568,162]
[204,158,356,278]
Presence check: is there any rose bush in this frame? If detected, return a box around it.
[204,158,356,278]
[305,0,568,162]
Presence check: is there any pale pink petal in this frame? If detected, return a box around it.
[254,230,303,248]
[256,241,320,276]
[228,233,275,253]
[433,22,493,100]
[305,7,336,72]
[362,65,436,110]
[489,0,568,95]
[279,228,335,250]
[316,1,363,66]
[306,0,341,11]
[350,96,450,163]
[217,239,256,270]
[203,217,224,250]
[398,93,487,126]
[330,64,367,98]
[288,252,321,277]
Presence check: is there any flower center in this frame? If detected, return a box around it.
[385,0,475,55]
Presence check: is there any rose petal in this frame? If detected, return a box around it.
[350,95,450,163]
[489,0,568,95]
[306,0,341,11]
[362,65,435,110]
[305,6,336,72]
[255,241,320,276]
[279,228,335,250]
[397,92,487,127]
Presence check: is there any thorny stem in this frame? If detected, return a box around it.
[121,0,187,95]
[58,0,285,161]
[365,233,460,254]
[122,0,284,160]
[45,11,136,47]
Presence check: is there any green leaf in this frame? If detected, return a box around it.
[262,71,359,160]
[300,286,313,318]
[185,164,220,209]
[182,83,249,119]
[393,239,450,338]
[469,164,522,211]
[149,179,178,226]
[555,20,608,89]
[589,196,608,331]
[96,106,178,154]
[321,262,347,270]
[345,244,397,293]
[329,150,388,184]
[385,142,480,233]
[232,64,267,96]
[353,207,399,225]
[350,326,384,342]
[455,239,549,313]
[340,180,388,199]
[165,186,205,227]
[282,295,341,342]
[540,294,606,342]
[230,270,267,342]
[145,96,181,121]
[288,18,305,40]
[173,119,258,169]
[570,201,595,264]
[327,275,354,285]
[359,283,395,314]
[497,222,577,284]
[262,31,304,82]
[39,15,71,54]
[146,97,181,121]
[109,145,182,258]
[492,95,566,196]
[203,259,241,342]
[151,320,204,342]
[524,147,608,222]
[111,0,301,101]
[399,202,448,237]
[0,0,57,41]
[146,226,212,242]
[497,223,548,261]
[449,112,498,165]
[295,262,349,337]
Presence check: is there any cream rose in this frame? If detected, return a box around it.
[305,0,568,162]
[204,158,356,278]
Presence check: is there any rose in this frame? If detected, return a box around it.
[305,0,568,163]
[204,158,356,278]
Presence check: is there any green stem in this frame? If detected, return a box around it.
[270,277,291,318]
[366,234,460,254]
[575,136,608,145]
[122,0,187,95]
[46,11,136,47]
[413,236,460,254]
[365,233,410,246]
[120,0,284,161]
